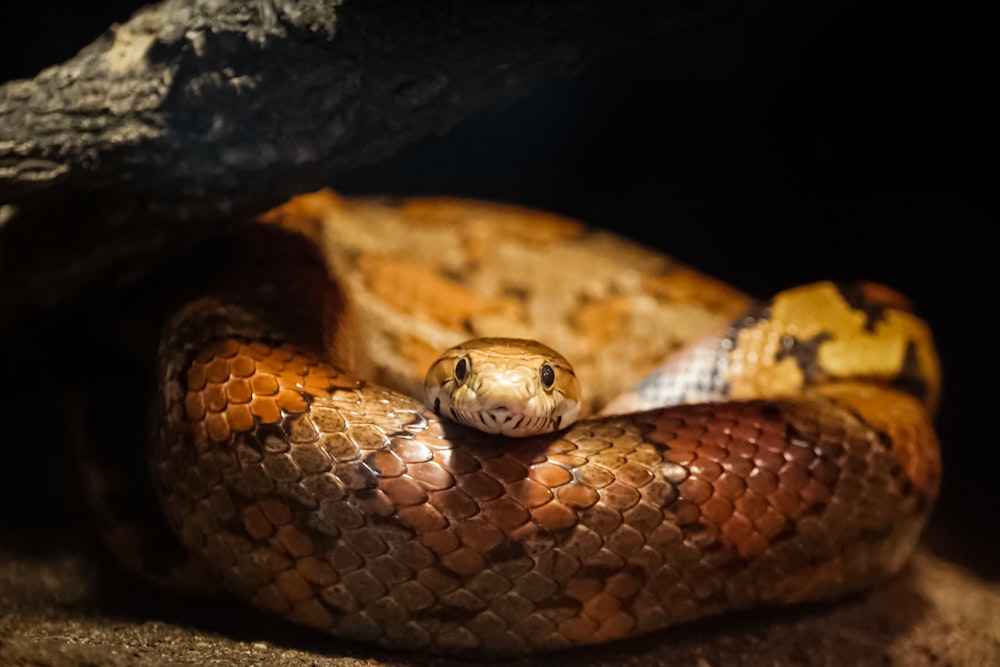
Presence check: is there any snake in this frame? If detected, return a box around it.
[424,337,583,437]
[141,190,941,656]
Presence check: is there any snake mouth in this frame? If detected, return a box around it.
[478,405,519,434]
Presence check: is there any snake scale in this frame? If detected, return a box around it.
[142,191,940,656]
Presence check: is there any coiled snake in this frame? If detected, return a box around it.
[143,191,940,656]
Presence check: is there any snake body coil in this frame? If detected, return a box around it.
[149,193,940,656]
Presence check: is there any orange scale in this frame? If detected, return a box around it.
[756,432,790,454]
[455,517,505,553]
[547,453,587,469]
[529,462,573,488]
[250,397,282,424]
[784,442,817,466]
[714,471,748,500]
[203,384,228,412]
[279,370,306,390]
[720,512,754,545]
[737,531,770,558]
[746,467,779,494]
[205,412,231,442]
[285,357,311,376]
[582,591,621,623]
[230,354,256,378]
[271,345,296,363]
[420,528,461,555]
[779,463,811,492]
[768,487,802,517]
[184,392,206,421]
[673,500,701,526]
[546,439,577,454]
[734,492,769,520]
[531,501,578,532]
[205,357,231,384]
[669,436,702,451]
[226,378,253,404]
[506,478,554,509]
[436,448,482,475]
[430,487,480,521]
[241,504,273,540]
[679,477,712,504]
[226,404,255,432]
[753,451,785,474]
[245,342,271,361]
[481,456,529,483]
[756,411,789,434]
[407,461,455,491]
[397,503,448,532]
[303,372,336,396]
[664,449,696,465]
[187,363,207,391]
[250,374,279,396]
[799,477,833,505]
[557,483,600,510]
[369,450,407,478]
[479,497,530,531]
[809,459,842,484]
[728,439,757,458]
[729,422,761,442]
[441,546,487,577]
[558,616,598,644]
[455,471,504,501]
[700,496,734,524]
[689,458,723,482]
[193,344,217,364]
[753,509,787,539]
[380,476,429,507]
[595,611,635,643]
[214,339,241,359]
[276,389,309,414]
[697,443,728,463]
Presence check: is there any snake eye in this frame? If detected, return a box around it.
[455,357,470,383]
[539,363,555,388]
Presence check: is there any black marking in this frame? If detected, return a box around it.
[433,397,441,414]
[760,403,783,423]
[501,284,531,301]
[890,340,929,402]
[554,415,562,429]
[736,301,773,332]
[354,459,382,490]
[775,331,834,384]
[835,282,890,332]
[449,406,458,421]
[478,412,489,426]
[486,539,528,563]
[363,451,382,476]
[513,415,525,430]
[784,422,816,451]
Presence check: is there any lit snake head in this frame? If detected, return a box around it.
[424,337,582,437]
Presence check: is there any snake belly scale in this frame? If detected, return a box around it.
[148,191,940,656]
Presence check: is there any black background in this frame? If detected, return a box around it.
[3,0,993,570]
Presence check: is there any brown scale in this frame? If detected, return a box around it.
[149,215,940,657]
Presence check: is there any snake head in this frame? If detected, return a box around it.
[424,337,582,437]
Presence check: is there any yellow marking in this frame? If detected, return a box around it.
[727,282,940,409]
